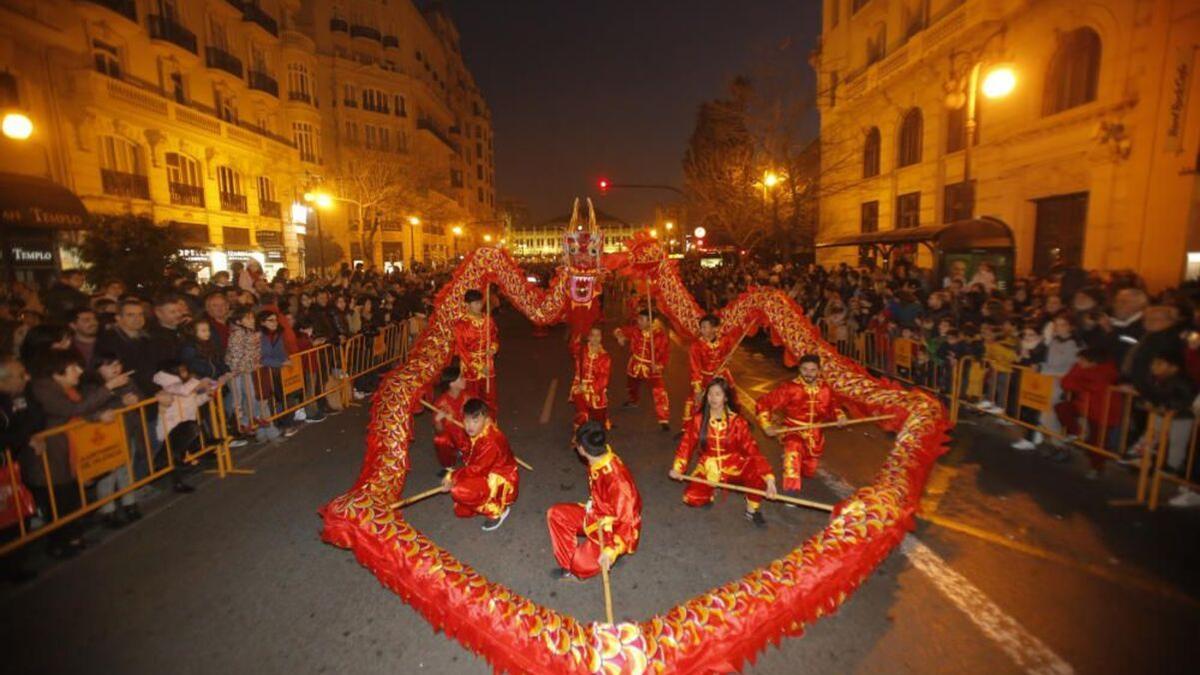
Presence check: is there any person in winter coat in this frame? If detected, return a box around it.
[225,308,281,443]
[1056,347,1123,476]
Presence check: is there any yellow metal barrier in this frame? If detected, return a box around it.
[1146,412,1200,510]
[1,388,233,556]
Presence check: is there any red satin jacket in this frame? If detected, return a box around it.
[572,346,611,409]
[452,422,519,491]
[673,412,774,480]
[688,335,734,392]
[452,313,499,381]
[755,379,845,430]
[582,451,642,557]
[434,389,470,447]
[615,324,669,378]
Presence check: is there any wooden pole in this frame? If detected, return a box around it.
[646,283,656,371]
[484,285,492,394]
[418,399,534,471]
[598,527,615,624]
[711,324,753,379]
[773,414,894,434]
[677,474,834,512]
[390,485,446,510]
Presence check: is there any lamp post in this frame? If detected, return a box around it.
[302,191,333,276]
[948,33,1016,218]
[451,224,463,258]
[408,216,420,269]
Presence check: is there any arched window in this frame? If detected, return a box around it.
[897,108,923,167]
[166,152,204,206]
[92,39,122,78]
[1043,27,1101,116]
[99,136,148,198]
[863,127,881,178]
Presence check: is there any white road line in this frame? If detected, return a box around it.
[539,378,558,425]
[736,382,1074,674]
[815,468,1073,675]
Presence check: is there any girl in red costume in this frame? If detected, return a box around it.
[670,378,778,526]
[615,308,671,431]
[431,359,470,473]
[451,289,499,414]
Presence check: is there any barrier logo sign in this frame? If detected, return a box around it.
[69,420,128,483]
[281,355,305,396]
[1018,370,1055,412]
[893,338,914,369]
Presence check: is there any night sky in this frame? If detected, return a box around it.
[441,0,823,226]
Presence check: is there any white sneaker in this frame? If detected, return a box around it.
[1032,431,1045,445]
[1011,439,1036,451]
[1168,488,1200,508]
[481,507,510,531]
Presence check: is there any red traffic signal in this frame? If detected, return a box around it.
[598,178,610,195]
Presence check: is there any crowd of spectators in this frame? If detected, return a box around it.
[1,259,450,578]
[680,255,1200,506]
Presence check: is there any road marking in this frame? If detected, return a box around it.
[540,378,558,425]
[735,383,1074,674]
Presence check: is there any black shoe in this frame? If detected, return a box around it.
[47,543,79,560]
[102,511,129,530]
[437,468,450,479]
[673,431,684,441]
[123,504,143,522]
[745,510,767,527]
[550,567,574,580]
[659,422,670,432]
[173,478,196,494]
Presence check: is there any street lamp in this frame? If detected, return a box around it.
[302,191,331,275]
[407,216,420,268]
[2,112,33,140]
[762,171,780,188]
[954,60,1017,218]
[693,226,706,239]
[483,233,493,243]
[451,225,463,257]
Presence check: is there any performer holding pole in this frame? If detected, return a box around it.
[430,359,470,474]
[682,314,739,423]
[755,354,848,494]
[452,289,499,414]
[670,378,778,526]
[440,398,519,531]
[570,327,611,430]
[547,421,642,581]
[614,308,671,431]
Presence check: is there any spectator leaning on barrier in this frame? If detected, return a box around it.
[1056,347,1122,478]
[92,354,141,528]
[225,308,281,443]
[0,355,38,581]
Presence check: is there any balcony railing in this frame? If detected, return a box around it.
[169,182,205,206]
[220,192,248,213]
[206,46,243,78]
[101,169,150,199]
[330,18,348,33]
[259,200,281,218]
[417,117,460,153]
[85,0,137,23]
[248,70,278,97]
[350,24,381,42]
[288,90,313,105]
[242,4,278,37]
[382,35,399,49]
[148,15,197,54]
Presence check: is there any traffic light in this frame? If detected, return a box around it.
[598,178,609,195]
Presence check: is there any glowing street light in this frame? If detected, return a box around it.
[693,226,706,239]
[665,220,675,231]
[451,225,463,236]
[408,216,421,225]
[981,65,1017,99]
[649,228,658,239]
[483,233,493,243]
[763,171,780,188]
[2,112,33,140]
[303,191,333,208]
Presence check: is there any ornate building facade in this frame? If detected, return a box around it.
[814,0,1200,289]
[0,0,494,280]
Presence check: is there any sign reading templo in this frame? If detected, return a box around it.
[3,243,57,268]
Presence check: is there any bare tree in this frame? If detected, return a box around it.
[330,146,468,264]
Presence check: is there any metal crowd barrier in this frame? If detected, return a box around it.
[812,320,1200,512]
[2,390,231,556]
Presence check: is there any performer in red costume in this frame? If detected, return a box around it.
[452,289,498,414]
[756,354,848,493]
[682,314,736,423]
[614,308,671,431]
[440,398,519,531]
[431,359,470,472]
[671,378,778,526]
[546,422,642,580]
[570,327,611,430]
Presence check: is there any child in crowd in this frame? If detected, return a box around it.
[225,308,281,443]
[1056,347,1122,476]
[979,320,1018,415]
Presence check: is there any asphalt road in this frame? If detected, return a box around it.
[3,307,1198,675]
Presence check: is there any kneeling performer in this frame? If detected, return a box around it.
[670,378,778,526]
[547,422,642,579]
[755,353,847,493]
[441,398,519,531]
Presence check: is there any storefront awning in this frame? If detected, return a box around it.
[0,172,88,230]
[816,217,1014,251]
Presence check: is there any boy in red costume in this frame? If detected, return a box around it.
[452,289,498,414]
[570,327,611,430]
[682,314,736,423]
[756,354,847,493]
[546,422,642,580]
[440,398,519,531]
[614,308,671,431]
[431,359,470,473]
[671,378,778,526]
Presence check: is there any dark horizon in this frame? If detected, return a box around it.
[441,0,822,226]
